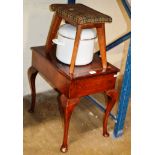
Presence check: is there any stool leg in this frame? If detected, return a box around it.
[45,13,62,52]
[59,94,80,153]
[103,89,118,137]
[69,25,82,75]
[27,66,38,113]
[96,23,107,70]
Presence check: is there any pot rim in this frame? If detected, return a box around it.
[58,32,97,41]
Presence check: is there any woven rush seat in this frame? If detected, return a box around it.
[50,3,112,26]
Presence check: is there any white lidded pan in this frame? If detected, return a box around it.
[52,24,96,66]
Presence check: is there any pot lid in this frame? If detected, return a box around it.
[58,24,96,40]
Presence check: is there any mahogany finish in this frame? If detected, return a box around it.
[27,66,38,113]
[59,94,80,152]
[28,4,119,153]
[28,45,119,152]
[103,89,118,137]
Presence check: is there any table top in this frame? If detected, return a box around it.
[31,46,119,79]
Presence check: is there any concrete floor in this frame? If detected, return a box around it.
[23,91,131,155]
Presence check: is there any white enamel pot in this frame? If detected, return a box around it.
[52,24,96,66]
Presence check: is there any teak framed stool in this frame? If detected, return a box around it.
[28,3,120,153]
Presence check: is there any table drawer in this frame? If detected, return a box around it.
[69,74,116,98]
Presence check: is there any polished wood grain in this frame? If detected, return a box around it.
[29,45,119,152]
[103,89,118,137]
[27,66,38,113]
[96,23,107,69]
[45,13,62,52]
[59,94,80,153]
[32,47,71,98]
[31,46,119,80]
[70,74,116,98]
[31,46,119,97]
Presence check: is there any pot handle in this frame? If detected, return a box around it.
[52,39,64,46]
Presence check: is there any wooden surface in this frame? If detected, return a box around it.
[96,23,107,69]
[58,94,80,152]
[27,66,38,113]
[45,13,62,52]
[29,45,119,152]
[31,46,119,80]
[103,90,118,137]
[31,45,119,99]
[69,25,82,74]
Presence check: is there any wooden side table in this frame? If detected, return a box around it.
[28,3,120,153]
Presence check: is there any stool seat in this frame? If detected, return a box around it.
[50,3,112,26]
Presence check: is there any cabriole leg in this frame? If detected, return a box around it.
[103,89,118,137]
[58,94,80,153]
[27,66,38,113]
